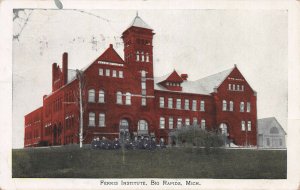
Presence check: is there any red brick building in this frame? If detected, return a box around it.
[24,14,257,147]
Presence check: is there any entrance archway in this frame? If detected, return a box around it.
[137,120,148,136]
[119,119,130,142]
[219,123,229,146]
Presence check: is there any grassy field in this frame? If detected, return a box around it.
[12,146,286,178]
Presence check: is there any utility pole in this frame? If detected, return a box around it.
[76,69,84,148]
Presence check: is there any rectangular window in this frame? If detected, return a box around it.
[193,117,198,125]
[177,118,182,128]
[237,85,240,91]
[105,69,110,76]
[233,84,236,91]
[160,117,165,129]
[200,100,205,111]
[241,121,245,131]
[168,98,173,109]
[99,68,103,76]
[89,112,95,126]
[184,99,189,110]
[241,85,244,91]
[228,84,231,90]
[247,121,251,131]
[185,118,190,126]
[141,89,146,95]
[159,97,165,108]
[240,102,245,112]
[112,70,117,77]
[176,99,181,109]
[192,100,197,111]
[141,81,146,89]
[99,113,105,127]
[247,102,251,112]
[266,138,270,146]
[201,119,206,129]
[119,71,123,78]
[169,117,173,129]
[141,96,146,106]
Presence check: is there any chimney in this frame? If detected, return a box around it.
[109,44,113,48]
[62,52,68,85]
[52,63,57,92]
[181,74,188,81]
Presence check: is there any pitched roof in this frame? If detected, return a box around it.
[154,67,233,95]
[257,117,287,135]
[97,44,124,64]
[127,14,152,30]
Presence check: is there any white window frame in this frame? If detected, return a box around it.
[99,68,103,76]
[141,81,146,90]
[112,70,117,77]
[141,96,146,106]
[247,102,251,112]
[99,113,105,127]
[119,71,123,78]
[141,51,144,62]
[136,51,140,61]
[176,99,181,109]
[146,53,149,62]
[168,98,173,109]
[247,121,251,131]
[88,89,95,102]
[192,100,197,111]
[240,102,245,112]
[228,84,231,90]
[125,92,131,105]
[105,69,110,76]
[200,100,205,111]
[116,91,122,104]
[138,120,148,131]
[159,97,165,108]
[201,119,206,129]
[241,120,245,131]
[160,117,165,129]
[233,84,236,91]
[89,112,95,126]
[193,117,198,125]
[185,118,190,126]
[177,118,182,128]
[99,90,105,103]
[229,101,234,111]
[169,117,173,129]
[222,100,227,111]
[184,99,189,110]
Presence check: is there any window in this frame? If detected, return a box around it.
[266,138,270,146]
[201,119,206,129]
[176,99,181,109]
[146,53,149,62]
[99,113,105,127]
[112,70,117,77]
[240,102,245,112]
[141,52,144,62]
[229,101,234,111]
[247,102,251,112]
[88,89,95,102]
[177,118,182,128]
[200,100,205,111]
[105,69,110,76]
[141,96,146,106]
[185,118,190,126]
[99,90,105,103]
[192,100,197,111]
[279,139,283,146]
[99,68,103,76]
[247,121,251,131]
[270,127,279,134]
[159,97,165,108]
[138,120,148,130]
[241,85,244,91]
[136,51,140,61]
[184,99,189,110]
[169,117,173,129]
[160,117,165,129]
[241,121,245,131]
[116,91,122,104]
[168,98,173,108]
[141,70,146,78]
[141,81,146,89]
[233,84,236,91]
[193,117,198,125]
[119,71,123,78]
[125,92,131,105]
[228,84,231,90]
[222,100,227,111]
[89,112,95,126]
[237,85,240,91]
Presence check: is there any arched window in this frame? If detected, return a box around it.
[88,89,95,102]
[141,52,144,62]
[201,119,206,129]
[125,92,131,105]
[99,90,105,103]
[229,101,234,111]
[222,100,227,111]
[185,118,190,126]
[116,91,122,104]
[240,102,245,112]
[159,117,165,129]
[247,102,251,112]
[247,121,251,131]
[88,112,95,126]
[136,51,140,61]
[138,120,148,130]
[241,120,245,131]
[120,119,129,128]
[146,53,149,62]
[141,70,146,78]
[270,127,279,134]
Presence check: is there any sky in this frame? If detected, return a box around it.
[12,9,288,148]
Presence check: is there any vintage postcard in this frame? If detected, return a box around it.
[1,0,300,189]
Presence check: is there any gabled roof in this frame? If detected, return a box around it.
[257,117,287,135]
[97,44,124,64]
[126,14,152,30]
[162,70,184,83]
[154,67,233,95]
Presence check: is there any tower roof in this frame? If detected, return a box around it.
[127,13,152,30]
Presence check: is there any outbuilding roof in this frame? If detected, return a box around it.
[257,117,287,135]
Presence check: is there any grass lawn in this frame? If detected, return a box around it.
[12,146,286,178]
